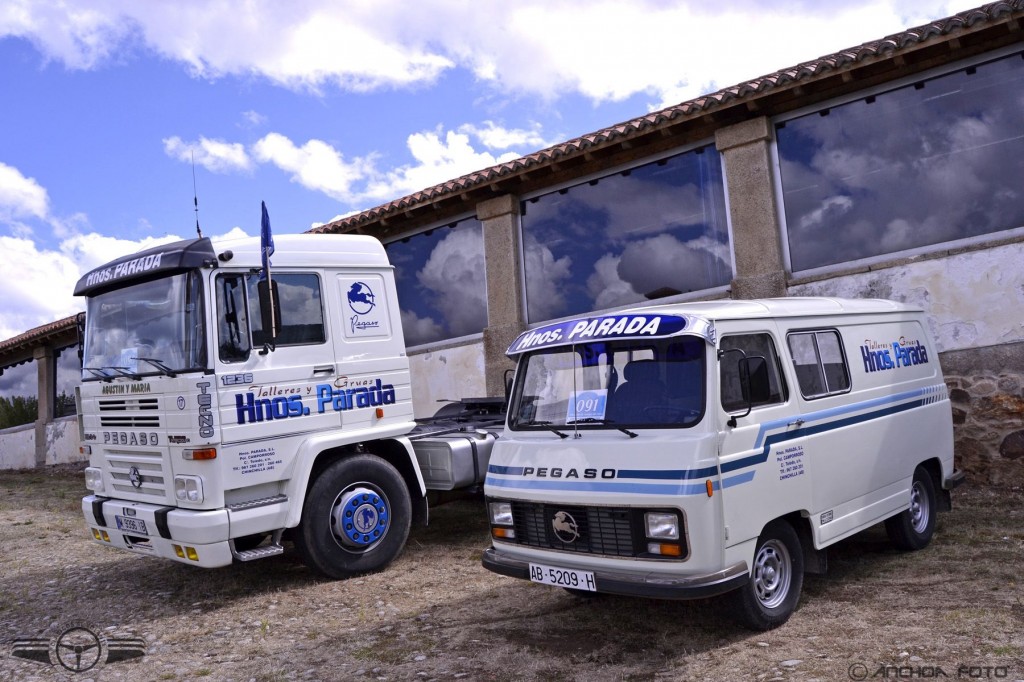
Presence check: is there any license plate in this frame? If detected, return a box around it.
[115,515,148,535]
[529,562,596,591]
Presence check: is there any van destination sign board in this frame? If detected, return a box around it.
[507,313,701,355]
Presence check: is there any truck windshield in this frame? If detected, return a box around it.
[81,272,207,380]
[509,335,706,431]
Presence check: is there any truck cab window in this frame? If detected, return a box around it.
[247,273,326,347]
[216,274,251,362]
[720,333,788,412]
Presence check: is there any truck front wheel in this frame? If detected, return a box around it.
[295,454,412,579]
[727,520,804,630]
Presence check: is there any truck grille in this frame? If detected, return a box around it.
[98,397,161,428]
[106,451,167,501]
[508,501,685,559]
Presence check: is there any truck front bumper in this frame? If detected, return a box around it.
[82,495,288,568]
[482,547,749,600]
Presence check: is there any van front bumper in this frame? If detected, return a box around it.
[482,547,749,600]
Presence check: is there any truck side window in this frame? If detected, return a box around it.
[216,274,251,362]
[787,330,851,399]
[720,333,787,412]
[247,273,326,347]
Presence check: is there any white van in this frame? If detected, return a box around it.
[482,298,962,629]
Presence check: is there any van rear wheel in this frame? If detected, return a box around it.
[885,465,936,551]
[727,520,804,630]
[295,454,412,579]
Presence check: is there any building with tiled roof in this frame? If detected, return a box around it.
[3,1,1023,481]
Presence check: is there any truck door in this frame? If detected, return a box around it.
[715,327,808,548]
[215,270,342,448]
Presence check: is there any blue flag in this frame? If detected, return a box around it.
[260,201,274,281]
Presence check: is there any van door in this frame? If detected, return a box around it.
[715,326,811,549]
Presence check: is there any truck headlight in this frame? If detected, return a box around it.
[489,501,513,526]
[174,475,204,503]
[84,467,104,493]
[645,512,679,540]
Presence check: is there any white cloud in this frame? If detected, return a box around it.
[0,1,961,105]
[163,136,253,173]
[458,121,550,151]
[0,162,49,223]
[251,133,375,203]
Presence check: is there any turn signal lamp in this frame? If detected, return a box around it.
[706,479,714,497]
[647,543,683,557]
[491,527,516,539]
[183,448,217,460]
[375,407,384,419]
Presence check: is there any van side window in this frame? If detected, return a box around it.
[787,330,851,399]
[248,273,327,347]
[720,333,787,412]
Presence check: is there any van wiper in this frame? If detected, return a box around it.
[566,418,638,439]
[137,357,177,377]
[532,420,569,439]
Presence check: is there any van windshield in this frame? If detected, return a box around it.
[509,335,706,431]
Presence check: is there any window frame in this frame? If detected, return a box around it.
[785,328,852,400]
[718,332,789,413]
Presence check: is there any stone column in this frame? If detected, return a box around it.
[477,194,525,397]
[34,345,56,466]
[715,117,787,299]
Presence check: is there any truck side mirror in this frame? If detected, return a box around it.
[503,368,515,411]
[257,279,281,354]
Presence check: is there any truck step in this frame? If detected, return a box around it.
[233,543,285,562]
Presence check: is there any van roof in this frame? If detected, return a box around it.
[627,296,922,321]
[506,297,923,355]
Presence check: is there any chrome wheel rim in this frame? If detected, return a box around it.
[753,539,791,609]
[909,480,930,534]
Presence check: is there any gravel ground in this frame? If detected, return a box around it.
[1,464,1022,682]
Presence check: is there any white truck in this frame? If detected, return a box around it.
[481,298,964,629]
[76,233,502,578]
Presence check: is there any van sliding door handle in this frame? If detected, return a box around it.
[313,365,334,374]
[787,419,805,428]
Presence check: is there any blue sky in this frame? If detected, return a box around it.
[0,0,968,360]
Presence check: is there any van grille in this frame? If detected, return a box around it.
[98,397,161,428]
[507,501,686,559]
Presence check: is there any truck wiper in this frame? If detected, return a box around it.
[99,366,142,381]
[82,366,114,380]
[532,420,569,439]
[566,418,638,439]
[137,357,177,377]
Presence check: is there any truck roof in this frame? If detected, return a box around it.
[506,297,923,355]
[212,233,390,270]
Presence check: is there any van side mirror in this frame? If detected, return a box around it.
[728,355,771,427]
[257,279,281,354]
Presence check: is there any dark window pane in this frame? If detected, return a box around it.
[247,274,325,347]
[521,148,732,324]
[384,218,487,346]
[778,52,1024,271]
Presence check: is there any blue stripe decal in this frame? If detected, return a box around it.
[721,398,927,474]
[486,464,720,480]
[484,470,754,496]
[487,465,526,476]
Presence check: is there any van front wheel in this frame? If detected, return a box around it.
[885,465,936,551]
[727,521,804,630]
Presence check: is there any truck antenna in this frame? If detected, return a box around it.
[192,150,203,239]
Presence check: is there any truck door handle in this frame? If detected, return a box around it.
[313,365,334,374]
[788,419,805,428]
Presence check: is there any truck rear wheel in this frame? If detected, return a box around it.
[295,454,412,579]
[727,520,804,631]
[885,465,936,551]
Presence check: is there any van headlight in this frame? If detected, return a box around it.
[645,512,679,540]
[489,501,513,526]
[84,467,104,493]
[174,475,204,503]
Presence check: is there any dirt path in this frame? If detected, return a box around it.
[1,465,1021,681]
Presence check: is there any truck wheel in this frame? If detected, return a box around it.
[885,465,936,551]
[295,454,412,579]
[727,520,804,630]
